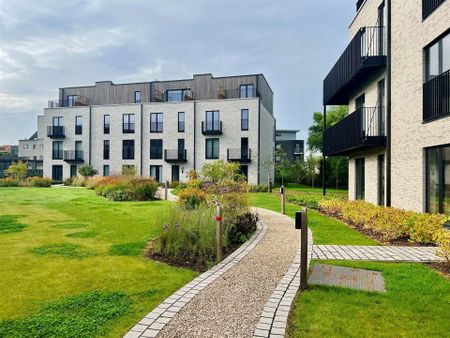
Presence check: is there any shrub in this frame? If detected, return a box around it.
[172,182,188,195]
[3,160,27,180]
[78,165,98,178]
[248,184,268,193]
[0,178,19,187]
[71,176,88,187]
[92,176,157,201]
[129,177,158,201]
[178,187,207,209]
[435,229,450,264]
[26,177,52,187]
[288,194,323,209]
[228,212,259,244]
[169,181,180,189]
[407,213,447,244]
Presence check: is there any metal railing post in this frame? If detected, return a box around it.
[295,207,308,291]
[215,204,223,262]
[280,185,285,215]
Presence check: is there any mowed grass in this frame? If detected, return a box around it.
[287,260,450,337]
[249,192,377,245]
[0,187,197,337]
[279,183,348,198]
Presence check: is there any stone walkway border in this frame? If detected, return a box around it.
[312,245,444,262]
[124,221,268,338]
[254,211,313,338]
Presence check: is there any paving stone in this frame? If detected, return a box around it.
[123,331,142,338]
[141,328,159,338]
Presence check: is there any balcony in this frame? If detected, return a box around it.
[227,148,251,163]
[48,95,88,108]
[202,121,223,135]
[164,149,187,163]
[423,70,450,122]
[47,126,65,138]
[324,107,386,156]
[323,26,386,105]
[63,150,84,163]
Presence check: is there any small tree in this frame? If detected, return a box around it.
[78,165,98,178]
[261,153,274,193]
[306,154,320,189]
[275,147,289,186]
[290,159,307,184]
[4,160,27,180]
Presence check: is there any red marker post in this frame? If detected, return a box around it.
[215,203,223,262]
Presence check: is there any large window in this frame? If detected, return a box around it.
[425,32,450,81]
[150,165,162,182]
[135,91,141,103]
[123,114,135,133]
[240,84,254,98]
[426,144,449,215]
[103,140,110,160]
[166,89,188,102]
[53,116,63,127]
[103,165,110,177]
[151,113,163,132]
[122,140,135,160]
[205,111,220,131]
[178,112,185,132]
[67,95,76,107]
[104,114,110,134]
[205,138,219,159]
[355,158,365,200]
[52,165,63,181]
[150,139,163,159]
[75,115,82,135]
[241,109,249,130]
[52,141,63,160]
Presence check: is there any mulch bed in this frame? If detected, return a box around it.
[425,262,450,278]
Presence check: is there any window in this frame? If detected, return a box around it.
[52,165,63,181]
[53,116,63,127]
[178,112,185,132]
[377,79,385,135]
[205,138,219,159]
[103,165,110,177]
[135,91,141,103]
[75,141,82,158]
[123,114,135,133]
[122,140,135,159]
[241,109,249,130]
[355,158,365,200]
[423,0,446,19]
[241,137,249,160]
[378,154,385,206]
[171,165,180,182]
[70,165,77,178]
[166,89,189,102]
[205,111,220,131]
[67,95,76,107]
[103,140,110,160]
[426,144,449,215]
[75,115,82,135]
[52,141,63,159]
[150,113,163,132]
[150,165,162,182]
[425,32,450,81]
[150,139,163,159]
[104,115,110,134]
[33,144,36,150]
[240,84,254,98]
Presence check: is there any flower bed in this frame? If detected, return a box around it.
[0,177,52,187]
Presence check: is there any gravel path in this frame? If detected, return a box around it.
[157,207,300,338]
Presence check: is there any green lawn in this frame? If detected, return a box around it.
[288,260,450,337]
[249,192,377,245]
[280,183,348,197]
[0,187,197,337]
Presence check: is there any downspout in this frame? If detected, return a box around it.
[88,106,92,165]
[322,105,326,196]
[386,0,392,206]
[193,101,196,170]
[140,103,143,175]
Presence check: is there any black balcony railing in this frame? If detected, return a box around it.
[423,70,450,122]
[323,26,386,105]
[164,149,187,163]
[227,148,251,163]
[423,0,446,19]
[324,107,386,156]
[356,0,365,11]
[47,126,65,138]
[202,121,222,135]
[63,150,84,162]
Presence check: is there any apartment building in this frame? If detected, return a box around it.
[323,0,449,215]
[37,73,275,184]
[275,130,304,163]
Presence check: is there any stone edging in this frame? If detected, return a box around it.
[124,220,268,338]
[253,210,313,338]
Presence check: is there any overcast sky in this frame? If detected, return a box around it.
[0,0,355,146]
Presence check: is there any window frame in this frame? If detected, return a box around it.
[240,84,254,98]
[122,113,135,134]
[150,139,163,159]
[52,141,63,160]
[150,112,163,133]
[134,91,141,103]
[205,138,219,159]
[104,114,110,134]
[178,112,185,132]
[122,140,135,160]
[103,140,110,160]
[75,115,82,135]
[103,165,110,177]
[241,109,249,131]
[424,30,449,82]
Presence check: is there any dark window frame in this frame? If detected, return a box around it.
[241,109,249,131]
[178,112,185,132]
[122,140,135,160]
[150,139,163,159]
[150,112,163,133]
[103,140,110,160]
[205,138,219,159]
[122,113,135,134]
[166,89,189,102]
[424,30,449,82]
[67,95,76,107]
[75,115,82,135]
[355,158,365,200]
[205,110,220,131]
[103,165,110,177]
[104,114,110,134]
[377,154,385,206]
[134,91,141,103]
[52,141,63,160]
[239,84,254,98]
[425,143,449,215]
